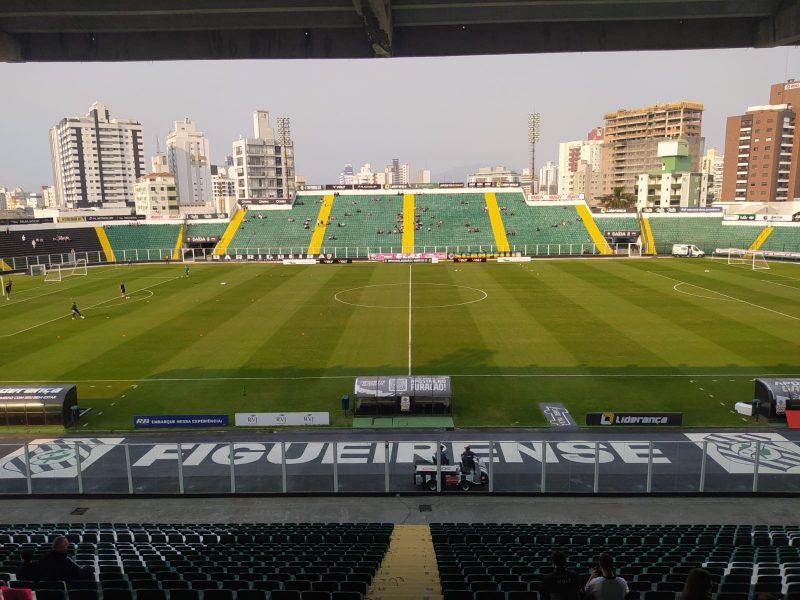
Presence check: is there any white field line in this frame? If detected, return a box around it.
[764,280,800,291]
[647,270,800,322]
[0,373,797,384]
[408,263,412,376]
[0,275,182,338]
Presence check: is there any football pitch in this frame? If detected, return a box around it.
[1,257,799,431]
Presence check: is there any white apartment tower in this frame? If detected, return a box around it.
[50,101,145,208]
[167,118,212,207]
[232,111,295,202]
[558,138,603,195]
[538,161,559,194]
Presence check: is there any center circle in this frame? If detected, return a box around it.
[334,283,488,308]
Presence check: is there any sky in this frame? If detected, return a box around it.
[1,46,800,191]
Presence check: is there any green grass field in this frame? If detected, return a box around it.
[1,257,799,430]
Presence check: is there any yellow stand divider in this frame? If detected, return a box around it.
[0,259,11,272]
[172,224,184,260]
[366,525,443,600]
[402,194,415,253]
[95,226,116,262]
[484,192,510,252]
[213,209,246,256]
[575,204,612,255]
[749,226,774,251]
[307,194,335,255]
[641,217,657,255]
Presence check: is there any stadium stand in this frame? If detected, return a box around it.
[431,523,800,600]
[104,225,181,261]
[494,194,596,253]
[593,216,640,233]
[647,218,762,255]
[322,194,405,254]
[0,228,104,268]
[759,226,800,253]
[224,202,321,254]
[184,223,228,239]
[413,193,497,251]
[0,523,393,600]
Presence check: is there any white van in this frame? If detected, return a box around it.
[672,244,705,258]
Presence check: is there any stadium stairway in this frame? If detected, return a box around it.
[367,525,442,600]
[308,194,335,255]
[749,226,774,251]
[213,209,246,256]
[642,217,657,255]
[483,193,510,252]
[403,194,415,253]
[575,205,612,255]
[172,224,184,260]
[95,227,115,262]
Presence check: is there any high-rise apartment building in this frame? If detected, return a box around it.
[635,139,709,210]
[167,118,212,207]
[720,80,800,203]
[134,173,178,218]
[339,164,355,185]
[558,128,604,198]
[467,166,521,186]
[210,165,236,215]
[538,161,558,194]
[602,101,704,195]
[50,101,144,208]
[701,148,724,202]
[232,111,296,202]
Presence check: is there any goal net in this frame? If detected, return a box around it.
[29,264,46,276]
[726,248,770,270]
[628,242,642,258]
[44,264,61,282]
[69,259,88,277]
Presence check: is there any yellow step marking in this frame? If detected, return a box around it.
[213,209,246,256]
[484,192,510,252]
[575,204,612,255]
[307,194,336,255]
[402,194,415,253]
[749,226,774,251]
[94,226,116,262]
[172,224,184,260]
[366,525,442,600]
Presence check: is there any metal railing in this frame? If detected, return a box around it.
[0,438,793,496]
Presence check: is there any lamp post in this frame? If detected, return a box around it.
[528,113,541,197]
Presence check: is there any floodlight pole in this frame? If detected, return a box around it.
[528,112,541,197]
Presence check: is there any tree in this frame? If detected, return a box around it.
[596,187,637,209]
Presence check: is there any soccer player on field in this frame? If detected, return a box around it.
[120,282,127,299]
[71,301,85,320]
[4,277,10,300]
[185,265,190,278]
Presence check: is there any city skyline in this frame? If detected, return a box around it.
[1,47,800,193]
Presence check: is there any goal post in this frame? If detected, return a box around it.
[44,264,62,282]
[70,259,88,277]
[29,264,46,276]
[726,248,770,270]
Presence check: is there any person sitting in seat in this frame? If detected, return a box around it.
[15,549,38,581]
[583,553,628,600]
[36,536,94,582]
[461,446,476,474]
[539,550,582,600]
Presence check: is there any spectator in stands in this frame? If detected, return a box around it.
[682,568,712,600]
[583,553,628,600]
[539,550,583,600]
[36,536,93,582]
[15,549,37,581]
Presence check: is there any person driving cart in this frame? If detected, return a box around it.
[461,446,476,474]
[434,444,450,466]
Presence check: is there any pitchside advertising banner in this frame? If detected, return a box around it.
[133,415,229,429]
[586,412,683,426]
[235,413,330,426]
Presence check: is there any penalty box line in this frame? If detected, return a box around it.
[0,275,183,338]
[647,270,800,322]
